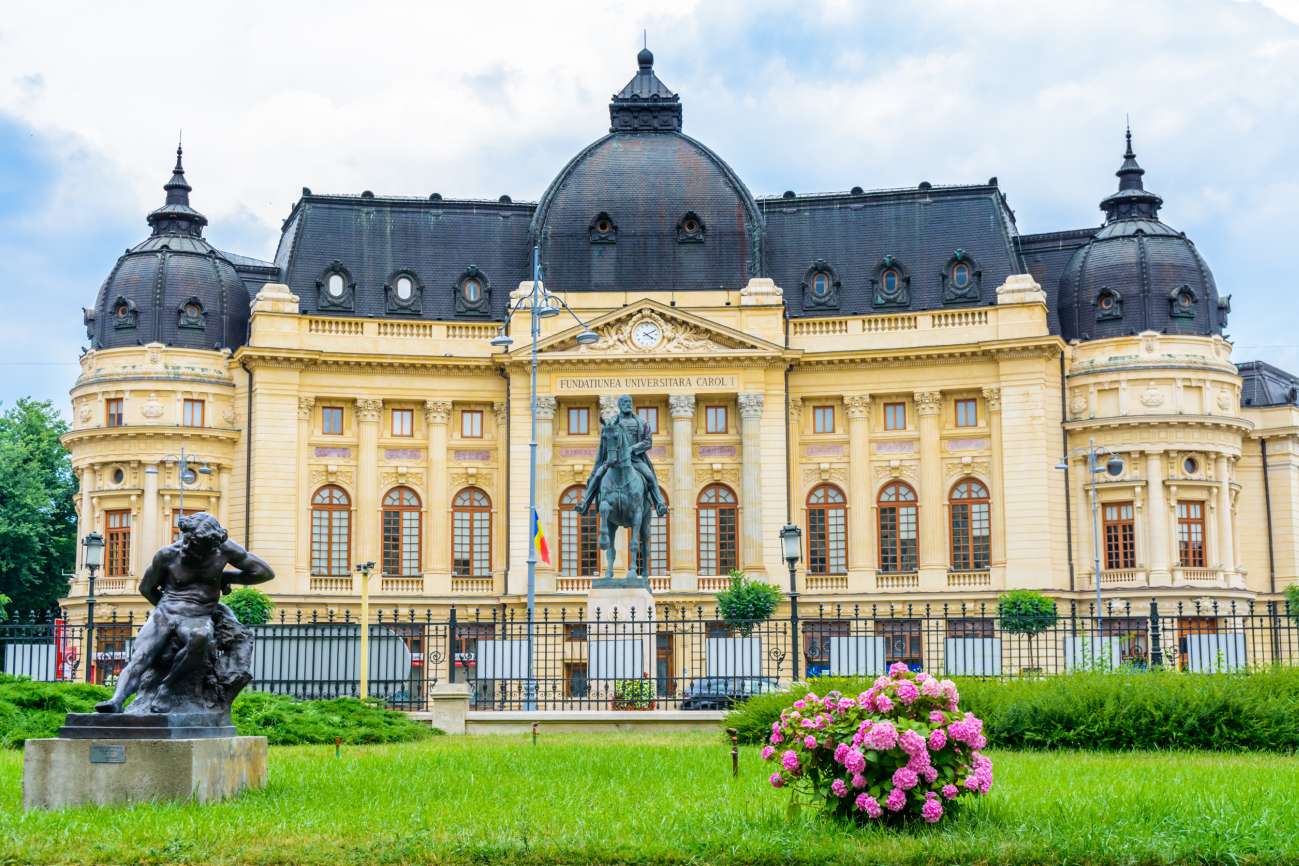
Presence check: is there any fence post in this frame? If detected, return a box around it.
[447,606,458,685]
[1148,598,1162,669]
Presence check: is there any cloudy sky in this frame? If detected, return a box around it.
[2,0,1297,412]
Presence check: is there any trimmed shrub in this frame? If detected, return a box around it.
[716,570,782,634]
[225,586,273,625]
[997,590,1057,670]
[1285,583,1299,623]
[761,664,990,824]
[728,667,1299,752]
[0,674,111,748]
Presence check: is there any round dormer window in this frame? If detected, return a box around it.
[882,269,900,293]
[1177,290,1193,308]
[682,217,700,235]
[463,278,482,303]
[184,302,201,319]
[395,276,413,301]
[1183,456,1199,475]
[1099,293,1115,311]
[951,263,971,289]
[811,273,830,297]
[114,304,129,319]
[595,218,612,234]
[327,273,345,298]
[112,467,125,485]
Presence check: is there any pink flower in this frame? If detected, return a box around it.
[833,743,850,765]
[843,747,866,775]
[760,745,775,760]
[856,793,883,818]
[921,797,944,823]
[921,678,943,698]
[830,778,849,798]
[851,773,867,789]
[838,697,856,711]
[942,784,960,800]
[906,751,932,773]
[864,720,898,751]
[793,699,806,710]
[803,735,818,750]
[874,693,895,713]
[928,728,948,750]
[929,710,946,724]
[891,766,919,791]
[915,671,931,683]
[885,787,907,812]
[964,775,980,792]
[769,732,784,745]
[769,773,784,788]
[889,662,910,677]
[781,750,800,773]
[922,766,938,783]
[896,681,920,705]
[873,676,891,690]
[899,729,927,756]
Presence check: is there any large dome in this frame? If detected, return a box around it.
[1058,132,1226,342]
[84,147,249,351]
[531,50,763,292]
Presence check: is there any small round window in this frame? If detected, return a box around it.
[327,273,345,298]
[114,304,129,319]
[596,218,612,234]
[1177,291,1193,308]
[395,276,413,301]
[184,302,201,318]
[682,217,700,234]
[1099,293,1115,310]
[463,278,482,303]
[112,467,125,485]
[811,273,830,296]
[951,263,971,289]
[882,269,899,293]
[1183,456,1198,475]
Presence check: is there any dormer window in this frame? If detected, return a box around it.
[881,268,901,295]
[589,212,617,244]
[177,296,207,330]
[327,274,345,298]
[811,272,830,297]
[676,211,705,244]
[1095,288,1123,322]
[951,263,971,289]
[1170,285,1198,319]
[941,250,981,303]
[111,296,138,330]
[872,256,911,307]
[385,270,423,314]
[801,260,841,309]
[317,262,355,311]
[454,266,491,316]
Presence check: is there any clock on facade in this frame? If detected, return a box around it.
[631,319,663,349]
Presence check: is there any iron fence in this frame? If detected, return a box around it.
[2,599,1297,711]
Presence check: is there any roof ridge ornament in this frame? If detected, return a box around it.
[1099,122,1163,223]
[610,47,682,133]
[147,140,208,238]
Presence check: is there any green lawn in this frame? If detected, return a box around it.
[1,732,1296,865]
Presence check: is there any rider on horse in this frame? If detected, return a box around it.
[578,395,669,518]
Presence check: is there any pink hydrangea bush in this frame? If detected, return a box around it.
[761,663,992,824]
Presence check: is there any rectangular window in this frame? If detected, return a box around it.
[321,406,343,435]
[946,618,995,639]
[884,402,906,431]
[813,405,835,434]
[182,399,204,427]
[955,398,978,427]
[705,405,728,434]
[105,398,124,428]
[1103,502,1137,570]
[461,409,483,439]
[564,623,588,642]
[1176,501,1206,567]
[637,406,659,434]
[105,510,131,577]
[802,621,850,677]
[391,408,413,437]
[567,407,590,436]
[876,619,923,671]
[564,661,589,698]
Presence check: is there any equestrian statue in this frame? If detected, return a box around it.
[578,395,668,587]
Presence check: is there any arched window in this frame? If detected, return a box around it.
[642,489,670,576]
[311,485,351,577]
[451,487,491,578]
[807,484,847,575]
[877,482,918,574]
[948,478,990,570]
[950,262,971,290]
[881,268,901,295]
[811,272,831,297]
[380,487,422,577]
[559,485,600,577]
[697,484,738,576]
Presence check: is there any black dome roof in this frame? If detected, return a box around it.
[531,52,763,292]
[84,147,249,351]
[1058,131,1227,342]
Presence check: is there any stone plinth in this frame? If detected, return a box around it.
[426,682,471,734]
[586,584,654,621]
[60,711,235,739]
[23,736,267,811]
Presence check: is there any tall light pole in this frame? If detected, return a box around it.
[1056,439,1124,649]
[779,524,803,681]
[81,532,105,683]
[167,448,213,525]
[355,560,375,699]
[490,244,598,709]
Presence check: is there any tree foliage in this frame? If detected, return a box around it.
[716,569,782,634]
[0,400,76,615]
[1285,583,1299,624]
[997,590,1058,635]
[224,586,273,625]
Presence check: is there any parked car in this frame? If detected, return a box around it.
[680,676,780,710]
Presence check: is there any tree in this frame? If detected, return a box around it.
[225,586,273,625]
[997,589,1058,672]
[716,570,782,636]
[0,399,77,616]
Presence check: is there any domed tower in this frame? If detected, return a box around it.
[1060,130,1249,599]
[531,49,765,292]
[64,147,248,626]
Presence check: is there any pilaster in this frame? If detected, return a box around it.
[535,396,557,588]
[425,401,452,580]
[982,386,1006,570]
[844,395,873,579]
[739,392,765,573]
[914,390,945,589]
[668,394,696,589]
[295,396,313,584]
[138,464,160,579]
[355,399,382,567]
[1146,451,1172,585]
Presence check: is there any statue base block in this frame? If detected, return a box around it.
[586,584,654,621]
[23,735,267,811]
[60,711,235,739]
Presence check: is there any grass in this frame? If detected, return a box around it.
[2,732,1297,865]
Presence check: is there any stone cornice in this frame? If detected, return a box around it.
[71,374,236,396]
[235,347,497,374]
[794,338,1062,369]
[1064,414,1253,434]
[61,425,241,448]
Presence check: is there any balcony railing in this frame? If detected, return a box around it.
[806,574,849,591]
[1178,568,1219,585]
[1100,569,1145,586]
[876,572,919,591]
[556,576,671,592]
[380,576,425,594]
[697,576,732,591]
[451,577,494,594]
[946,570,991,589]
[309,576,353,593]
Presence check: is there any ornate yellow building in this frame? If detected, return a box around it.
[63,51,1299,624]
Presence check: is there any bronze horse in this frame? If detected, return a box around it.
[590,419,654,583]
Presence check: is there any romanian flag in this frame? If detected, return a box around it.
[531,507,551,565]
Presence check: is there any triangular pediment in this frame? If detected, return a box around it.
[517,299,785,358]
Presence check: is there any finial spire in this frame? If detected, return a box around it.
[1099,120,1162,223]
[148,139,206,236]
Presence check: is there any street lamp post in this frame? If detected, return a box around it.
[355,560,375,699]
[173,447,213,518]
[1056,438,1124,651]
[81,532,105,683]
[489,244,598,710]
[779,523,803,681]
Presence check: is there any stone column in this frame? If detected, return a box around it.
[424,401,452,575]
[535,396,558,578]
[982,387,1006,568]
[668,394,696,587]
[914,391,945,584]
[355,399,383,568]
[1216,454,1235,573]
[598,395,618,425]
[738,392,765,571]
[1146,451,1172,585]
[138,464,160,577]
[844,395,872,572]
[296,396,314,581]
[79,468,93,573]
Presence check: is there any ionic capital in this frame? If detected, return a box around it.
[981,386,1002,413]
[297,396,315,420]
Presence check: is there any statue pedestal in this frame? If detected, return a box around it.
[23,734,267,810]
[588,584,656,702]
[586,583,654,621]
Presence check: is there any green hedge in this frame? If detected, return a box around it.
[0,675,437,748]
[725,668,1299,752]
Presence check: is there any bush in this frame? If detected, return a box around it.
[727,667,1299,752]
[0,674,111,748]
[997,590,1057,670]
[225,586,273,625]
[1285,584,1299,623]
[716,570,782,634]
[611,678,655,709]
[761,664,990,824]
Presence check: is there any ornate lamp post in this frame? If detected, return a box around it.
[355,560,375,699]
[490,245,598,709]
[81,531,105,683]
[779,523,802,680]
[1056,438,1124,647]
[167,448,212,517]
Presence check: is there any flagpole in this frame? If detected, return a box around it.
[525,244,540,711]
